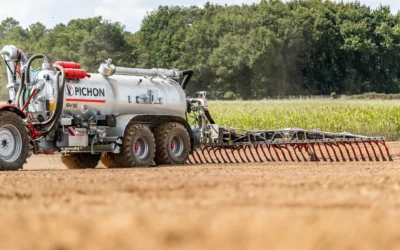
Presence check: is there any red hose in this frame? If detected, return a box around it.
[22,88,38,111]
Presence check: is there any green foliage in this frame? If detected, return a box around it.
[1,1,400,99]
[208,100,400,141]
[348,92,400,100]
[223,91,236,100]
[0,17,136,97]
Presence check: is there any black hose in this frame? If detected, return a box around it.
[25,54,45,86]
[40,71,66,135]
[33,64,65,128]
[204,109,215,124]
[180,70,194,90]
[17,54,45,108]
[20,85,26,108]
[15,71,23,108]
[17,72,25,106]
[33,72,62,128]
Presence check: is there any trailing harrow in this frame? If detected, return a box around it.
[187,93,392,164]
[188,129,392,164]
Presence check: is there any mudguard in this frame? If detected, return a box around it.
[0,104,26,118]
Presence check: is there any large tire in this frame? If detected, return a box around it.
[101,124,155,168]
[61,153,100,169]
[154,122,190,165]
[0,111,29,171]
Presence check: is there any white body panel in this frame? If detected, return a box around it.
[62,74,186,119]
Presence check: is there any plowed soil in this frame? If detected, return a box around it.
[2,143,400,250]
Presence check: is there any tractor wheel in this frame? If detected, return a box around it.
[61,153,100,169]
[101,124,155,168]
[154,122,190,165]
[0,111,30,171]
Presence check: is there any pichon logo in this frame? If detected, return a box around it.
[66,84,74,96]
[65,84,105,97]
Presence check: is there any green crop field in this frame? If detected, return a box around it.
[206,100,400,141]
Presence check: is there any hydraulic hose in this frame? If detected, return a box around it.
[180,70,194,90]
[39,70,65,135]
[15,71,25,107]
[17,54,46,108]
[16,70,24,108]
[25,54,46,87]
[19,85,26,108]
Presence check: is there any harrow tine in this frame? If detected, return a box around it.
[238,145,250,163]
[199,149,209,164]
[193,149,205,164]
[257,144,271,162]
[192,150,201,164]
[374,140,387,161]
[217,147,229,164]
[254,145,265,162]
[212,147,223,164]
[200,149,210,164]
[231,146,243,163]
[222,147,235,163]
[340,142,353,161]
[316,143,327,162]
[381,140,393,161]
[239,146,250,163]
[362,141,373,161]
[188,154,196,164]
[323,143,334,162]
[276,145,289,162]
[193,152,201,164]
[225,146,235,163]
[215,147,225,164]
[246,145,258,162]
[301,143,309,161]
[235,146,244,163]
[271,144,282,161]
[297,144,308,162]
[354,142,366,161]
[265,145,276,161]
[309,143,320,161]
[204,146,216,164]
[206,147,218,164]
[347,142,359,161]
[220,147,231,163]
[291,144,302,162]
[283,145,295,161]
[281,146,290,162]
[328,142,340,161]
[335,142,346,161]
[368,141,379,161]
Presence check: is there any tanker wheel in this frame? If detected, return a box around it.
[154,122,190,165]
[101,124,155,168]
[61,153,101,169]
[0,111,30,171]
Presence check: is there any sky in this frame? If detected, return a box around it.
[0,0,399,33]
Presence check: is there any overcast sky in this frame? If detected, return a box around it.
[0,0,399,33]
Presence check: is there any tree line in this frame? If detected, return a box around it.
[1,0,400,99]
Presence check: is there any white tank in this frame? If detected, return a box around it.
[60,73,186,119]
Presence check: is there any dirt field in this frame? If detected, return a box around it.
[1,143,400,250]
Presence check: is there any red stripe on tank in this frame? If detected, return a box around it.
[66,98,106,103]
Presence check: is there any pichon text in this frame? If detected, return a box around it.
[75,87,105,97]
